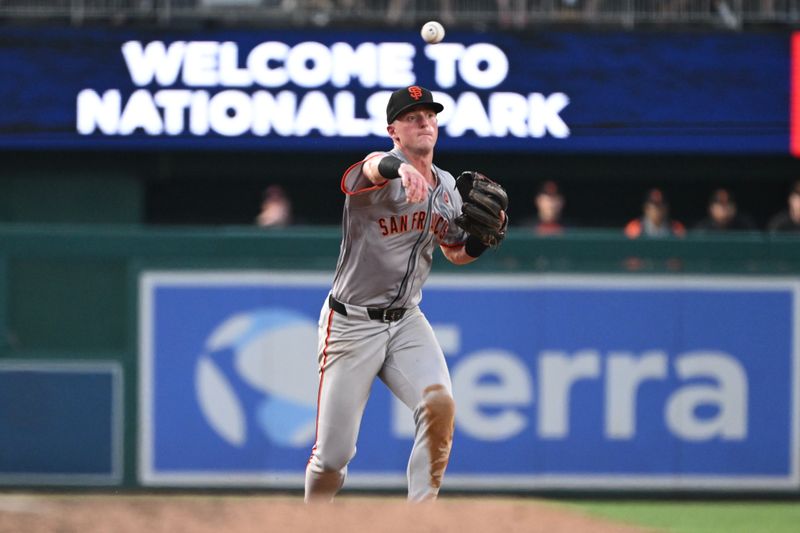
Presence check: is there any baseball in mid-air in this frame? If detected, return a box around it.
[421,21,445,44]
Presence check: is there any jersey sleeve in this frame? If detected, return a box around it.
[341,153,389,196]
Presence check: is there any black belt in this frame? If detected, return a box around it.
[328,295,407,322]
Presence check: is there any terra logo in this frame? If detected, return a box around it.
[194,308,319,448]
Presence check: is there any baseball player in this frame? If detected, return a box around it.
[305,85,507,502]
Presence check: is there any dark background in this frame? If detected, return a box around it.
[4,149,798,230]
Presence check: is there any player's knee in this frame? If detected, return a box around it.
[318,457,349,473]
[422,384,455,432]
[310,448,355,473]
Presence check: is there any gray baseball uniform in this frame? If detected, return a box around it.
[304,148,467,502]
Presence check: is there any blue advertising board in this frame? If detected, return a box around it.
[138,272,799,490]
[0,27,790,153]
[0,361,123,485]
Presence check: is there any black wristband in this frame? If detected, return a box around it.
[464,235,489,258]
[377,156,403,180]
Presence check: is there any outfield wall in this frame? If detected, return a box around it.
[0,225,798,492]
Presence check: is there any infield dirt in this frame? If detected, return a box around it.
[0,493,654,533]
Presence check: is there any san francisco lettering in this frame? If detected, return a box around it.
[378,211,449,240]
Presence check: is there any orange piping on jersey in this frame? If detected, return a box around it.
[440,240,466,249]
[309,307,335,464]
[340,153,391,196]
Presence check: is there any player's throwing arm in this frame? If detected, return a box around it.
[398,164,429,204]
[362,153,429,204]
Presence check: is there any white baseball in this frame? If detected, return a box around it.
[421,21,445,44]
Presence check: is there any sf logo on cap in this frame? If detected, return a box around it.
[408,86,423,100]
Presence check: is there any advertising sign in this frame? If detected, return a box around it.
[139,272,799,490]
[0,361,123,485]
[0,27,790,153]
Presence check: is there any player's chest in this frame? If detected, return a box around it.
[367,186,457,242]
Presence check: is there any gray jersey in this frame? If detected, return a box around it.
[331,149,467,308]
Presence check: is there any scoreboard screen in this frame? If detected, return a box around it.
[0,27,790,154]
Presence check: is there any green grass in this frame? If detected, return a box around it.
[563,501,800,533]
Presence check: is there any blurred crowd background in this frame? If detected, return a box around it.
[0,0,796,28]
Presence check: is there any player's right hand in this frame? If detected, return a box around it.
[399,164,429,204]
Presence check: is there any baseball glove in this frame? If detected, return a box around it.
[454,171,509,247]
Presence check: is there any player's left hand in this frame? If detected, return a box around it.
[454,171,509,247]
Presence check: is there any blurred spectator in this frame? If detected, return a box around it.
[554,0,601,18]
[657,0,740,28]
[255,185,292,227]
[767,181,800,233]
[283,0,361,26]
[522,180,570,236]
[496,0,529,28]
[387,0,455,25]
[694,188,757,232]
[624,188,686,238]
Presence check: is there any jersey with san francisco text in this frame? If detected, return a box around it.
[331,149,468,309]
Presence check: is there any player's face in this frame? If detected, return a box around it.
[389,106,439,156]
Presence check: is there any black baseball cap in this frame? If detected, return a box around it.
[644,188,668,207]
[538,180,561,197]
[710,188,734,206]
[386,85,444,124]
